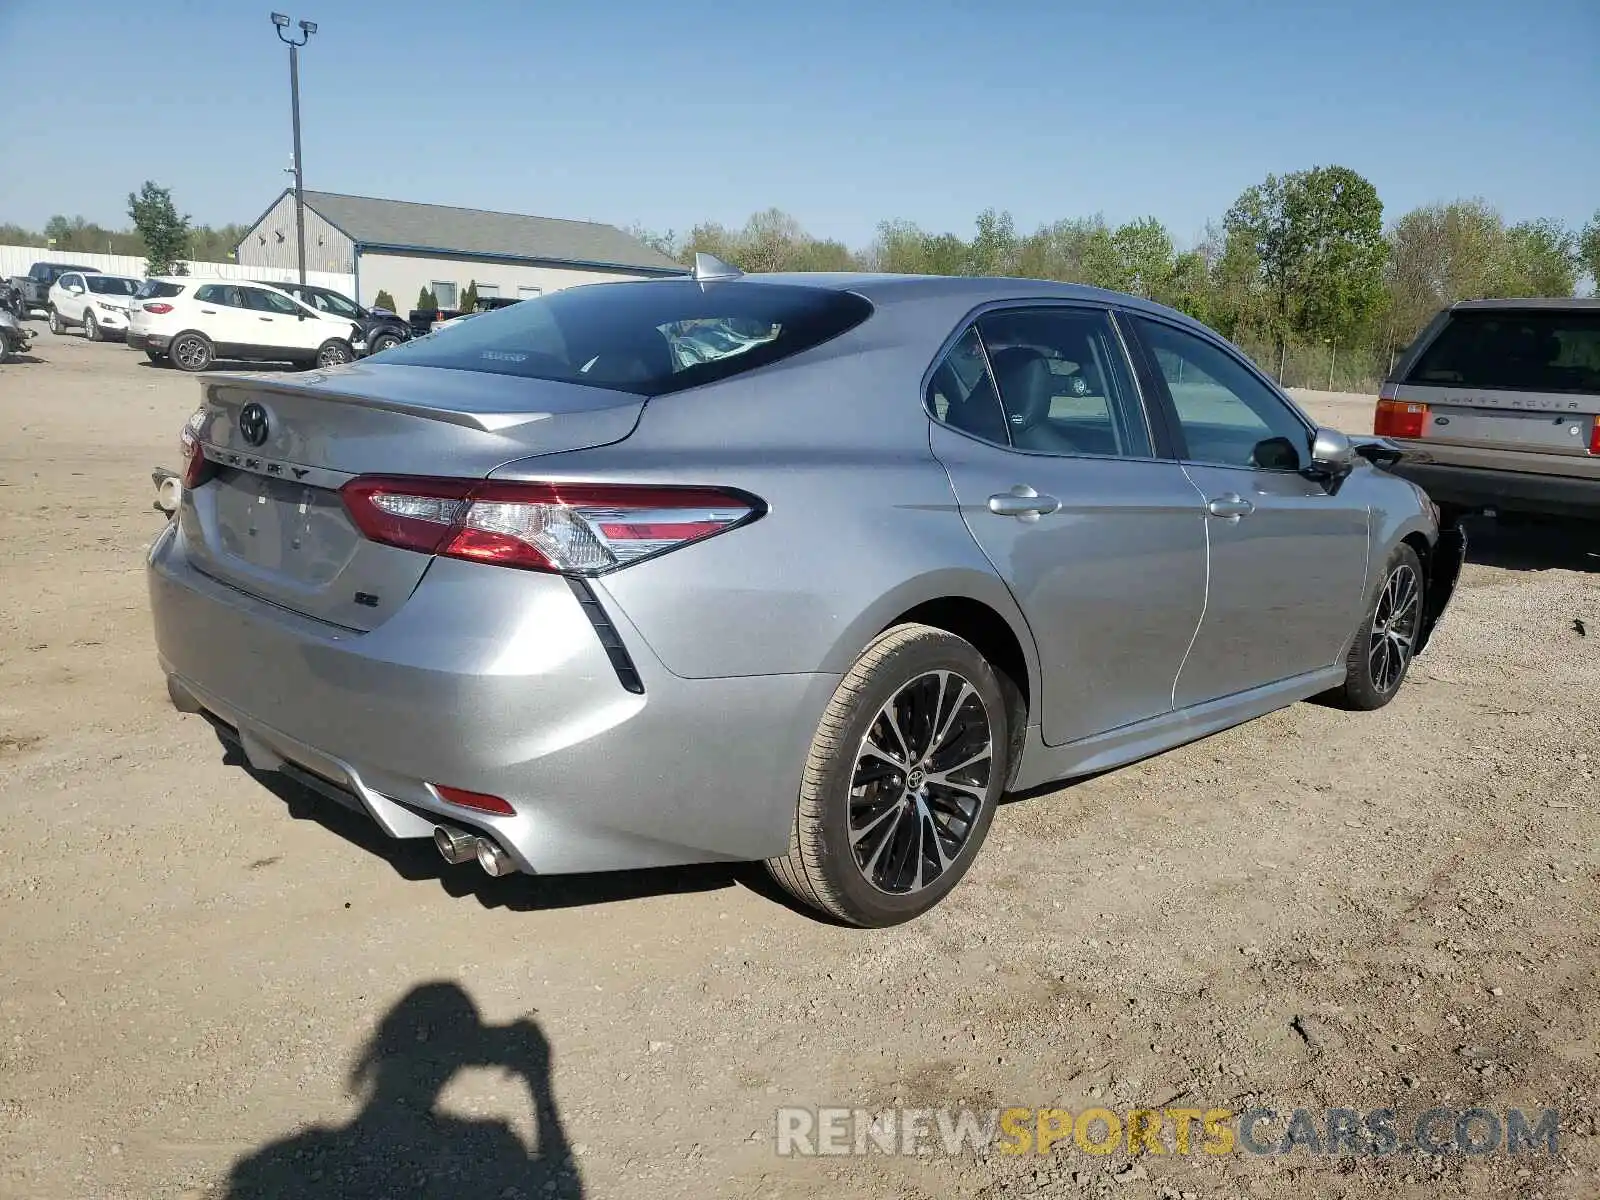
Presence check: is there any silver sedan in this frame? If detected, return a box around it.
[147,260,1462,925]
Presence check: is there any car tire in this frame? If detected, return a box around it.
[765,623,1009,927]
[369,332,400,354]
[315,338,353,368]
[170,332,214,373]
[83,311,99,342]
[47,307,63,335]
[1334,542,1425,711]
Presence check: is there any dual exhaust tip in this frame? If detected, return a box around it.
[433,825,515,877]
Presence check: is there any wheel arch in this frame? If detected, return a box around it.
[819,569,1042,786]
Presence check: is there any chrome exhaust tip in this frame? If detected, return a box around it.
[432,825,478,866]
[475,837,515,877]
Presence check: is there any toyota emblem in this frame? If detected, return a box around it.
[238,403,270,447]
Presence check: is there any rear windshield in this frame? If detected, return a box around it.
[376,279,873,395]
[135,280,185,300]
[87,276,139,296]
[1407,310,1600,395]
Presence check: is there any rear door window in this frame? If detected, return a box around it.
[378,280,873,395]
[975,307,1151,457]
[243,287,305,316]
[926,327,1009,445]
[1407,310,1600,396]
[195,284,244,307]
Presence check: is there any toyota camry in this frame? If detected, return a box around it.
[147,258,1463,926]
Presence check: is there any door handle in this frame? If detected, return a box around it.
[988,485,1061,520]
[200,308,217,314]
[258,317,273,322]
[1206,493,1255,519]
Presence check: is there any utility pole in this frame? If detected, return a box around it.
[271,13,317,287]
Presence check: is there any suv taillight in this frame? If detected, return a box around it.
[1375,399,1428,439]
[340,477,762,574]
[143,302,174,314]
[1590,419,1600,456]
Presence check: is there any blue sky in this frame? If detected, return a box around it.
[1,0,1595,250]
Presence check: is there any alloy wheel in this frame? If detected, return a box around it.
[848,670,993,895]
[318,342,351,367]
[173,336,209,371]
[1369,563,1420,693]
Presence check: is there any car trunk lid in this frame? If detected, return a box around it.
[178,362,644,630]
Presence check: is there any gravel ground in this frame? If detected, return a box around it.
[1,330,1596,1199]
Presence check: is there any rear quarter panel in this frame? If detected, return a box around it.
[491,345,1043,692]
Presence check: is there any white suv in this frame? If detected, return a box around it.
[126,278,362,372]
[48,272,142,341]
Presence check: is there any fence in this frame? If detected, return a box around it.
[1235,339,1392,396]
[0,245,354,295]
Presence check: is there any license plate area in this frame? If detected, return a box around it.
[1426,406,1594,455]
[209,468,359,585]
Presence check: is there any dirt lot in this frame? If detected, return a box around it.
[2,330,1596,1200]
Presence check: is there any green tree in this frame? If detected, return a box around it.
[1580,210,1600,293]
[0,222,45,246]
[373,289,397,313]
[460,279,479,314]
[1499,219,1579,297]
[416,286,437,312]
[626,224,678,259]
[1162,251,1211,320]
[1382,199,1512,349]
[969,209,1018,276]
[1111,216,1175,299]
[1225,165,1386,378]
[188,223,251,263]
[127,181,191,276]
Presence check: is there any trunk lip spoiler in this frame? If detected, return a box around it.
[202,366,644,434]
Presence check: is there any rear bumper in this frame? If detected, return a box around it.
[146,522,833,874]
[127,331,170,352]
[1390,459,1600,519]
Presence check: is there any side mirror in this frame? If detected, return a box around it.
[1306,427,1355,481]
[68,285,84,295]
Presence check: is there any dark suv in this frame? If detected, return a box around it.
[252,281,412,357]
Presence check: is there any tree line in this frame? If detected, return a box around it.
[1,182,247,274]
[637,165,1600,391]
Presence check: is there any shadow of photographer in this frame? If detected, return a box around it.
[220,981,583,1199]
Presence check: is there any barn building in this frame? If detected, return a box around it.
[234,189,683,309]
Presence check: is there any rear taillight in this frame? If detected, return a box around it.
[340,477,761,574]
[143,302,174,314]
[179,410,211,488]
[1590,420,1600,456]
[1375,399,1428,439]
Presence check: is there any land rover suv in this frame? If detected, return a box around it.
[1377,299,1600,520]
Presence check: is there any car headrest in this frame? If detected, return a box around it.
[988,347,1054,431]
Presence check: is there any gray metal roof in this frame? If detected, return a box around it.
[297,190,684,273]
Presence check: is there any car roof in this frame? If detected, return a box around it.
[726,271,1212,335]
[1450,297,1600,312]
